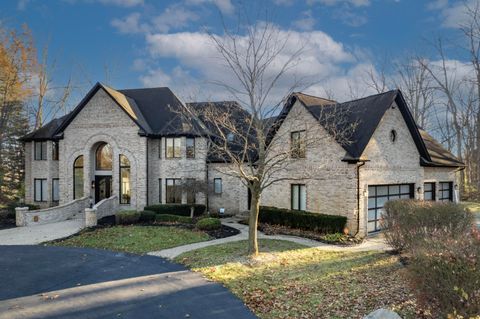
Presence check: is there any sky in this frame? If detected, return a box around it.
[0,0,475,113]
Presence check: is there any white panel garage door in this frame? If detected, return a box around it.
[367,184,414,233]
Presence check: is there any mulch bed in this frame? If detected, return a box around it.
[257,223,363,246]
[0,210,16,230]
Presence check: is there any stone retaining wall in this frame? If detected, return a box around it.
[16,197,90,226]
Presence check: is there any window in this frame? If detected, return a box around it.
[96,143,112,170]
[166,178,182,203]
[439,182,453,202]
[186,178,196,204]
[158,178,162,203]
[52,179,60,202]
[52,141,59,160]
[34,178,47,202]
[186,138,195,158]
[390,130,397,143]
[214,178,222,194]
[119,155,131,204]
[34,141,47,160]
[73,156,84,199]
[424,182,435,201]
[166,137,182,158]
[290,131,306,158]
[291,184,306,210]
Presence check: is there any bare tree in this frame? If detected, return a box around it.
[177,14,356,255]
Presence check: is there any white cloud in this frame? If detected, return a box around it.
[307,0,370,7]
[428,0,480,28]
[140,68,172,87]
[152,5,199,33]
[186,0,234,15]
[292,10,316,31]
[97,0,143,6]
[273,0,296,6]
[111,12,149,34]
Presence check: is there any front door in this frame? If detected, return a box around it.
[95,176,112,203]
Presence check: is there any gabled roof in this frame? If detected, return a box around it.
[274,90,464,167]
[419,129,465,167]
[20,114,69,141]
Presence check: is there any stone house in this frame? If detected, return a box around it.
[21,83,464,236]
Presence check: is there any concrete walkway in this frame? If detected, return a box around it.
[148,218,390,259]
[0,220,84,245]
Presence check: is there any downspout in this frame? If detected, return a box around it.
[354,161,367,237]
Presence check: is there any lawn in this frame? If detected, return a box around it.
[176,240,424,319]
[48,225,210,254]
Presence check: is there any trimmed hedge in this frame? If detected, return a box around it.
[258,206,346,234]
[155,214,194,224]
[116,210,140,225]
[144,204,206,217]
[196,217,221,230]
[139,210,156,223]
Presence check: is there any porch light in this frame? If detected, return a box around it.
[455,184,458,190]
[417,186,421,194]
[91,181,95,189]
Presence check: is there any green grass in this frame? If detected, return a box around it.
[176,239,423,319]
[48,225,210,254]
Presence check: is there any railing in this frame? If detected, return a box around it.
[85,195,118,227]
[16,197,90,227]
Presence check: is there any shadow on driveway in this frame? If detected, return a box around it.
[0,245,257,319]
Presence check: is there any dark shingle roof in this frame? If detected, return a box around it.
[419,129,465,167]
[20,115,69,141]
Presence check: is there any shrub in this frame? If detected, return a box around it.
[382,200,474,252]
[407,229,480,317]
[154,214,193,224]
[116,210,140,225]
[139,210,156,223]
[144,204,206,217]
[196,217,221,231]
[258,206,346,234]
[6,202,40,212]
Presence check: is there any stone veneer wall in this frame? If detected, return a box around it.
[16,196,89,226]
[59,88,147,211]
[261,100,358,232]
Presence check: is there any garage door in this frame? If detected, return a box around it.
[368,184,414,233]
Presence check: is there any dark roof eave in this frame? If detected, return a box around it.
[420,157,466,168]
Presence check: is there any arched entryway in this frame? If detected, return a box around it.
[94,142,113,203]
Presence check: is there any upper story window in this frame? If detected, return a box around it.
[34,141,47,160]
[390,129,397,143]
[290,130,306,158]
[96,143,112,170]
[214,178,222,194]
[186,137,195,158]
[166,137,182,158]
[52,141,59,160]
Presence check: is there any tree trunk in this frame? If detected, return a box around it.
[248,192,260,256]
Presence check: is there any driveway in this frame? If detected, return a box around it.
[0,220,84,245]
[0,245,256,319]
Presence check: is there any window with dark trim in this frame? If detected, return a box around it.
[439,182,453,202]
[119,155,131,204]
[52,141,59,161]
[166,178,182,203]
[424,182,435,201]
[290,131,306,158]
[34,141,47,160]
[158,178,162,203]
[52,178,60,202]
[166,138,182,158]
[186,138,195,158]
[214,178,222,194]
[34,178,47,202]
[186,178,196,204]
[291,184,306,210]
[73,156,84,199]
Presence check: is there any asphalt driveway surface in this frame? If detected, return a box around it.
[0,245,257,319]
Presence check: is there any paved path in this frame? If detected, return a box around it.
[149,218,390,259]
[0,220,84,245]
[0,245,256,319]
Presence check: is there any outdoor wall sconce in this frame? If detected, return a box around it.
[417,186,422,194]
[455,184,459,190]
[91,181,95,189]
